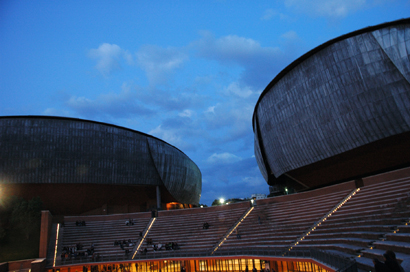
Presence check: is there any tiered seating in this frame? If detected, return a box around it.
[294,176,410,270]
[55,168,410,271]
[138,203,249,254]
[220,186,353,251]
[61,214,151,259]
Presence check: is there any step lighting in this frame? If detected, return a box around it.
[211,206,254,254]
[286,188,360,254]
[133,218,156,259]
[53,223,60,267]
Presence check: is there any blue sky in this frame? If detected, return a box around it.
[0,1,409,206]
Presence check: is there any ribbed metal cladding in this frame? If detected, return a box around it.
[0,116,201,205]
[253,20,410,181]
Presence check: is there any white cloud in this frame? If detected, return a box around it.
[206,152,242,164]
[136,45,188,85]
[284,0,367,18]
[192,32,295,89]
[205,105,216,114]
[88,43,129,76]
[179,109,195,118]
[149,124,183,147]
[241,176,264,186]
[65,82,154,118]
[43,108,71,116]
[194,32,280,65]
[281,30,299,41]
[261,9,289,21]
[261,9,278,20]
[202,81,260,143]
[224,82,256,98]
[123,50,134,65]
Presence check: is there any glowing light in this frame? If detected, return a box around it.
[219,198,225,204]
[212,206,254,253]
[133,217,156,259]
[53,223,60,267]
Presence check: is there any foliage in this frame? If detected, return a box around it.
[0,196,42,262]
[0,226,5,240]
[211,199,220,206]
[11,196,43,239]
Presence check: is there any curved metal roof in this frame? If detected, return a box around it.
[252,18,410,188]
[0,115,202,205]
[253,17,410,126]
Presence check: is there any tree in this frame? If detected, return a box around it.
[0,226,5,241]
[11,197,42,240]
[211,199,220,206]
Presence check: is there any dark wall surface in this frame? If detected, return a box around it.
[253,19,410,188]
[0,116,201,206]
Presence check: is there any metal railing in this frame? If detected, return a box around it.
[55,247,356,272]
[309,249,357,272]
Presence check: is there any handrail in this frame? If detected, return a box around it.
[285,188,361,254]
[210,206,254,254]
[132,217,156,259]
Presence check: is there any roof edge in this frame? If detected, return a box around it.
[0,115,200,173]
[252,17,410,131]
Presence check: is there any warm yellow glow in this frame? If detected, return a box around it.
[133,217,156,259]
[212,206,254,254]
[288,188,360,255]
[53,223,60,267]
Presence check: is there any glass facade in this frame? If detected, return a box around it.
[50,259,330,272]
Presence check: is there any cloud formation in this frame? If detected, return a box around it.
[88,43,130,76]
[65,83,154,120]
[194,32,280,66]
[261,9,278,20]
[260,9,289,21]
[284,0,368,18]
[136,45,188,85]
[206,152,242,164]
[192,32,299,89]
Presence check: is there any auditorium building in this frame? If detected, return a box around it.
[0,116,202,215]
[253,18,410,192]
[1,18,410,272]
